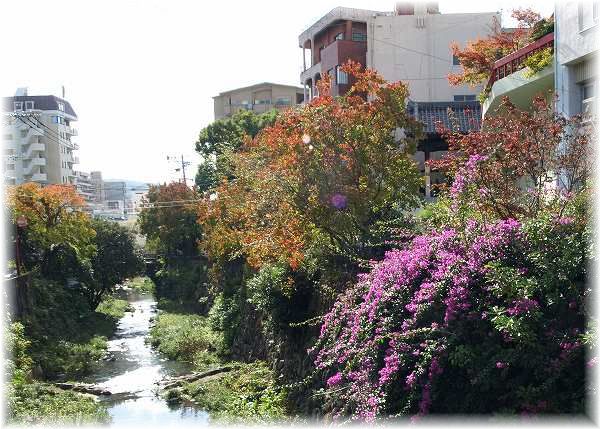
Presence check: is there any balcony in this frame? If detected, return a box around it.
[28,173,47,183]
[483,32,554,118]
[67,155,80,164]
[65,126,78,136]
[320,40,366,75]
[300,62,322,86]
[22,143,45,159]
[23,158,46,175]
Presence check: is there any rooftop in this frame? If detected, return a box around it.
[298,7,384,47]
[214,82,304,98]
[2,95,77,118]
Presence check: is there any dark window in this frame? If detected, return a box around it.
[334,32,344,41]
[452,55,460,66]
[465,95,476,101]
[453,95,465,101]
[352,32,367,42]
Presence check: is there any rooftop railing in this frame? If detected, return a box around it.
[486,32,554,89]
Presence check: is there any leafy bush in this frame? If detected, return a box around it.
[530,17,554,41]
[523,47,553,77]
[311,210,589,420]
[96,296,131,319]
[149,313,223,365]
[8,382,109,425]
[42,336,107,378]
[5,322,33,386]
[125,276,156,294]
[177,361,288,422]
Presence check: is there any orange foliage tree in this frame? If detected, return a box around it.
[448,8,543,89]
[6,183,95,272]
[198,61,424,271]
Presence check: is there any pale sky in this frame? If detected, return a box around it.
[0,0,554,184]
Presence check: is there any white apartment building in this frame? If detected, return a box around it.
[555,1,598,119]
[3,88,79,186]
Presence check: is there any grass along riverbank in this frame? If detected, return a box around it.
[149,299,289,422]
[7,282,133,425]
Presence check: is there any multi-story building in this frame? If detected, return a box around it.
[299,4,497,101]
[213,82,304,120]
[74,171,96,204]
[90,171,105,203]
[298,3,496,200]
[3,88,79,186]
[555,1,598,119]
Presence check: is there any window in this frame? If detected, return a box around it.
[25,101,34,110]
[336,66,348,84]
[14,102,22,111]
[4,134,12,140]
[581,81,595,118]
[53,116,65,124]
[582,82,595,101]
[453,95,476,101]
[58,102,65,111]
[275,97,291,106]
[7,164,15,171]
[351,32,367,42]
[452,55,460,66]
[20,130,27,138]
[254,99,271,105]
[579,1,598,30]
[334,32,344,41]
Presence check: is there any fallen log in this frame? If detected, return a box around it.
[54,382,112,396]
[160,366,233,390]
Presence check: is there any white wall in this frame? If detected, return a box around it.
[555,1,599,116]
[367,12,499,102]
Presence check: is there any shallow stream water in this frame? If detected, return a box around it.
[83,291,209,427]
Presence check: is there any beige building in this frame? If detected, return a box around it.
[299,4,497,103]
[3,88,79,186]
[213,82,304,120]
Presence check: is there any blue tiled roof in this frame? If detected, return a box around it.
[408,101,481,133]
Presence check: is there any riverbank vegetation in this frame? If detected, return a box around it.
[5,184,143,424]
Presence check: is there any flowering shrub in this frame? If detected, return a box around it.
[310,206,589,420]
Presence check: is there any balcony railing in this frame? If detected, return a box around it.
[486,32,554,89]
[65,126,78,136]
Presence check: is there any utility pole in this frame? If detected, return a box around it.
[181,154,187,184]
[167,154,191,185]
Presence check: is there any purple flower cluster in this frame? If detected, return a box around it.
[310,218,523,421]
[506,298,539,316]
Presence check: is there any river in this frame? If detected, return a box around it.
[83,291,210,427]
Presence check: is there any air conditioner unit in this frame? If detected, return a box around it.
[582,97,595,123]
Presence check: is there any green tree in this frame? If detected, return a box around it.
[195,109,279,192]
[137,182,201,259]
[86,219,144,309]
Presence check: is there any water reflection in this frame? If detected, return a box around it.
[84,292,209,426]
